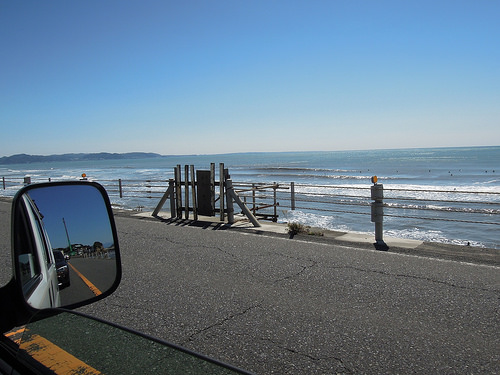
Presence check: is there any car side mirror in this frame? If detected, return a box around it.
[11,181,121,310]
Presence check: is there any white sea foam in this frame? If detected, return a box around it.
[384,228,484,247]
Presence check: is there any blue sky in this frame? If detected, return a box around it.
[1,1,499,156]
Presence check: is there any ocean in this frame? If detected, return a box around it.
[1,146,499,249]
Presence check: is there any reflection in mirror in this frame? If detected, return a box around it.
[15,183,119,309]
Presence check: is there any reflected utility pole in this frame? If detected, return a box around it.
[62,217,73,254]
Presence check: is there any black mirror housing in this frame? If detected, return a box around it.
[1,181,121,331]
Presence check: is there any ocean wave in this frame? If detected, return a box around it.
[250,166,353,173]
[385,202,500,214]
[245,173,378,180]
[384,228,485,247]
[480,179,500,184]
[288,183,500,203]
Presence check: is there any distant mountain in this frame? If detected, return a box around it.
[0,152,162,165]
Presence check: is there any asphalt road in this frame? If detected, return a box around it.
[79,213,498,374]
[59,257,117,306]
[1,199,499,374]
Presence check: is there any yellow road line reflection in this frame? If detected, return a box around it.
[68,263,102,296]
[5,327,26,344]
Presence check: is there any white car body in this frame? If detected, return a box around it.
[18,194,60,309]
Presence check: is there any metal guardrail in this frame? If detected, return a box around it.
[2,176,500,230]
[232,181,500,241]
[1,176,171,211]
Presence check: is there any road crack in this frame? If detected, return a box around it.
[261,337,355,374]
[327,263,498,293]
[185,303,262,345]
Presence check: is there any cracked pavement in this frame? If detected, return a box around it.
[79,212,499,374]
[1,201,498,374]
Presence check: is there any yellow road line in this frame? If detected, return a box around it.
[20,333,102,375]
[68,263,102,296]
[5,327,26,337]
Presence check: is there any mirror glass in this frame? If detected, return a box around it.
[14,183,120,309]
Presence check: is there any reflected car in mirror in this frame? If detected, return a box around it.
[52,250,70,288]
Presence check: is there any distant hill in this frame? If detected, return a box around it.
[0,152,162,165]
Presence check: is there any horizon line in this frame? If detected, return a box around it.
[2,144,499,159]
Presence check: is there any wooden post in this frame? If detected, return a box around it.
[152,179,175,218]
[184,165,189,219]
[119,179,123,198]
[219,163,225,221]
[252,183,256,214]
[226,183,235,224]
[190,165,198,220]
[273,182,278,222]
[175,165,182,218]
[291,182,295,210]
[2,177,5,190]
[169,179,176,217]
[210,163,216,214]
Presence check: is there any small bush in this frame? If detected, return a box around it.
[287,222,307,235]
[287,222,324,236]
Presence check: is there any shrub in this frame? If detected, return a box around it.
[287,222,306,235]
[287,222,324,236]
